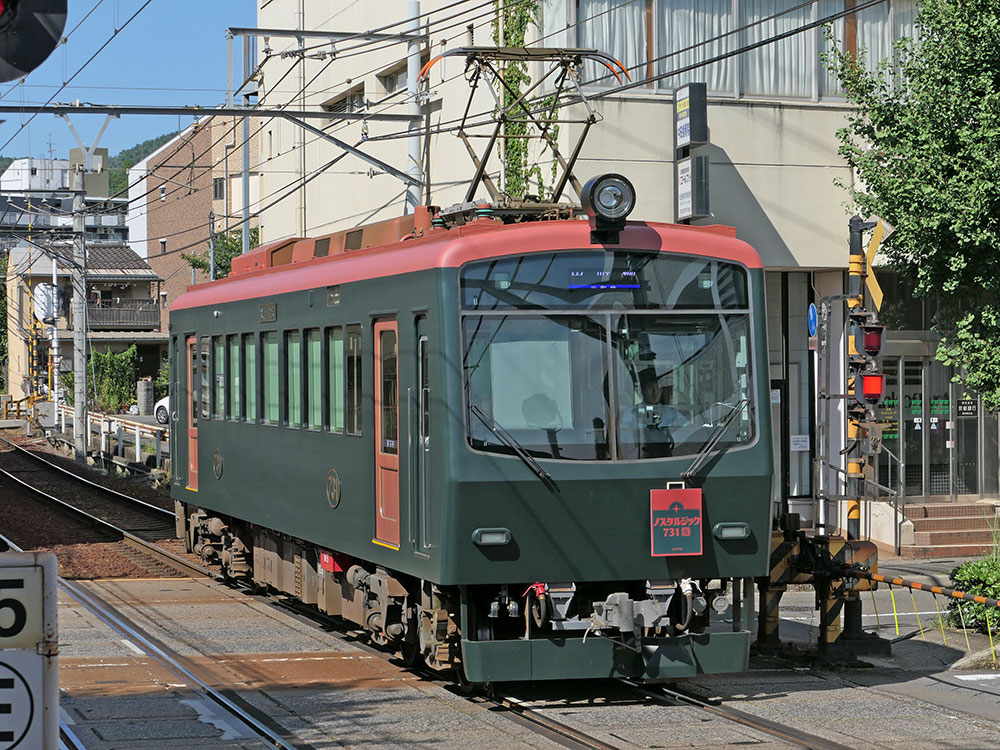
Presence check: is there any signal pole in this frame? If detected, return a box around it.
[843,214,885,641]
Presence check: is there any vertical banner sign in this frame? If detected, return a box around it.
[674,83,707,149]
[677,158,693,219]
[650,489,703,556]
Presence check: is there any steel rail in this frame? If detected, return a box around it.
[620,679,855,750]
[0,454,209,579]
[0,434,172,517]
[486,693,621,750]
[60,578,312,750]
[847,568,1000,609]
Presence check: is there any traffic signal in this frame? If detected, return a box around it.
[0,0,67,83]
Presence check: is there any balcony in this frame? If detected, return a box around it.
[87,298,160,330]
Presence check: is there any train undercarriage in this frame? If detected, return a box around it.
[177,501,751,682]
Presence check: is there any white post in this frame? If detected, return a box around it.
[405,1,422,213]
[134,425,141,462]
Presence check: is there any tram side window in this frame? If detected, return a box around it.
[286,330,302,428]
[212,336,224,419]
[243,334,257,422]
[346,325,362,436]
[305,329,322,430]
[262,332,279,425]
[227,335,239,419]
[327,327,344,433]
[199,337,210,419]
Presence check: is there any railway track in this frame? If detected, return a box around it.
[0,434,208,578]
[620,679,855,750]
[0,533,307,750]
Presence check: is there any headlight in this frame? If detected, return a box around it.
[582,173,636,223]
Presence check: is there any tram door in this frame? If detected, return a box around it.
[374,320,400,547]
[186,336,199,490]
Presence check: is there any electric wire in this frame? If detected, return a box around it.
[0,0,156,154]
[0,0,109,103]
[366,0,882,143]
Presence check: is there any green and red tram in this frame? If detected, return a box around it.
[169,176,773,683]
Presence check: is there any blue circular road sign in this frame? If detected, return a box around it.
[807,303,818,337]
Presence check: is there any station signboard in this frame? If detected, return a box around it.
[0,552,58,750]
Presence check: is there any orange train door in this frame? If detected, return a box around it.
[374,320,400,548]
[186,336,199,491]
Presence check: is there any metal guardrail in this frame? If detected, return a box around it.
[56,404,168,468]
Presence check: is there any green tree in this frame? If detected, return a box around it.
[829,0,1000,408]
[182,228,259,280]
[107,132,175,197]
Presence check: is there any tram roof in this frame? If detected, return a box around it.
[172,219,762,313]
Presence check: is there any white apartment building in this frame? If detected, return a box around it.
[252,1,999,530]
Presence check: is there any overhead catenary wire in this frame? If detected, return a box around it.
[22,0,889,266]
[0,0,156,154]
[366,0,887,143]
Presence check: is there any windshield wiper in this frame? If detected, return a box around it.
[681,398,750,482]
[470,403,560,493]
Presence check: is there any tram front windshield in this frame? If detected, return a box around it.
[461,251,754,461]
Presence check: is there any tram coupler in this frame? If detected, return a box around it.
[756,513,890,658]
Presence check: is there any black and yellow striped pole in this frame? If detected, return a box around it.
[844,215,877,639]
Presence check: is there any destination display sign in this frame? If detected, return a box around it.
[650,488,703,557]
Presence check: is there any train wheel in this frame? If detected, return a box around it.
[400,637,424,668]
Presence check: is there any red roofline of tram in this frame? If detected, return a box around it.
[172,218,762,312]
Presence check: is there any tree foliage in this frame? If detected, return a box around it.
[491,2,558,200]
[60,344,138,412]
[828,0,1000,408]
[107,132,175,197]
[182,228,259,280]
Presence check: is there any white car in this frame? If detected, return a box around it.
[155,395,170,425]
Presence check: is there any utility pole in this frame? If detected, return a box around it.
[71,164,87,460]
[57,113,117,460]
[208,210,216,280]
[405,1,422,212]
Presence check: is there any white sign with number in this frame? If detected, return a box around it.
[0,553,57,750]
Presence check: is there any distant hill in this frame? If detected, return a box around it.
[108,132,176,197]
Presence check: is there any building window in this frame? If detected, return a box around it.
[572,0,917,100]
[159,238,167,254]
[322,85,365,114]
[213,177,225,201]
[159,185,166,202]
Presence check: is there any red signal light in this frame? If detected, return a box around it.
[861,373,885,404]
[861,324,884,356]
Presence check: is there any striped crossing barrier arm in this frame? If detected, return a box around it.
[846,568,1000,609]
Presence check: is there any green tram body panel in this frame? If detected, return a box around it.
[169,258,773,588]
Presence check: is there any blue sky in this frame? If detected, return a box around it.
[0,0,256,159]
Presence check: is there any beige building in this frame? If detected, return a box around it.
[5,242,162,401]
[250,2,999,547]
